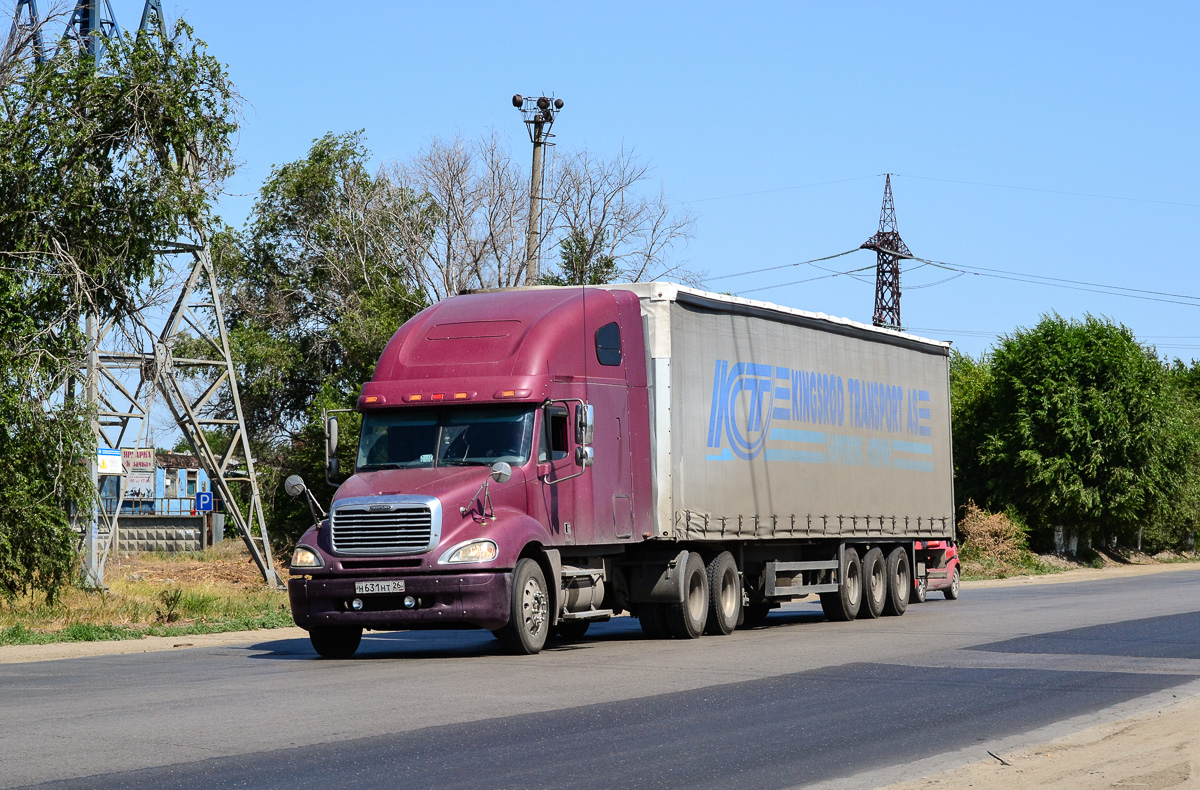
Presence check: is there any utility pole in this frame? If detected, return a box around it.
[861,174,912,329]
[512,94,564,286]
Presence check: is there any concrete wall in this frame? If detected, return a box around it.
[116,515,205,553]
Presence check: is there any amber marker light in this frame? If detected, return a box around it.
[454,392,469,400]
[363,396,379,404]
[407,394,422,402]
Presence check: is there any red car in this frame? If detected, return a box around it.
[912,540,960,603]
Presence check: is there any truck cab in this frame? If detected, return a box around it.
[287,286,651,656]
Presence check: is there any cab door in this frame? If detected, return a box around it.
[536,402,583,545]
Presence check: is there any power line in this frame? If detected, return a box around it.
[893,173,1200,210]
[707,248,861,282]
[736,264,877,295]
[682,175,880,205]
[884,251,1200,308]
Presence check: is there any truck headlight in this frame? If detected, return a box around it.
[291,546,324,568]
[440,540,498,564]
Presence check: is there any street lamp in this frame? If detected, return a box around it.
[512,94,564,286]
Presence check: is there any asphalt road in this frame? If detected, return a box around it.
[4,569,1200,790]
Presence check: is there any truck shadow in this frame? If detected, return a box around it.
[244,608,832,660]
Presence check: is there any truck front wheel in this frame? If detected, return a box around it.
[944,566,960,600]
[665,552,708,639]
[495,558,550,655]
[309,625,363,659]
[820,548,862,622]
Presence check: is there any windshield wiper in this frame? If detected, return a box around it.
[357,463,407,471]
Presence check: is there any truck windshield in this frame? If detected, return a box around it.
[357,405,536,470]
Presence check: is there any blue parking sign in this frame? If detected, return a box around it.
[195,491,214,512]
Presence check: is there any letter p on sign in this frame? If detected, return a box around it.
[195,492,214,512]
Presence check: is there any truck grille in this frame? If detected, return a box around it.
[330,496,441,555]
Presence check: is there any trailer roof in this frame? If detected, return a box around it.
[470,283,952,353]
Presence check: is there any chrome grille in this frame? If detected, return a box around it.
[330,497,440,555]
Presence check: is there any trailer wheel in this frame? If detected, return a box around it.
[882,547,910,617]
[704,552,740,636]
[861,548,886,619]
[820,548,861,622]
[665,552,709,639]
[495,558,550,655]
[944,566,960,600]
[912,576,927,604]
[309,626,362,659]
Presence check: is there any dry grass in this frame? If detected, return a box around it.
[959,501,1058,579]
[0,542,293,645]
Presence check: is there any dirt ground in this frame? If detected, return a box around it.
[107,542,291,587]
[883,693,1200,790]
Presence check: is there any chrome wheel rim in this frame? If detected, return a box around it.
[720,567,739,617]
[687,570,706,621]
[521,578,547,637]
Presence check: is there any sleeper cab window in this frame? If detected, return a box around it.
[595,321,621,366]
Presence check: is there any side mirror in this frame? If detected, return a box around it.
[326,416,339,457]
[575,445,594,468]
[490,461,512,483]
[284,475,307,499]
[325,415,340,485]
[576,403,594,445]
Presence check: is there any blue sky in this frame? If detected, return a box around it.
[93,1,1200,359]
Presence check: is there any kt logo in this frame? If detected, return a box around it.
[707,360,774,460]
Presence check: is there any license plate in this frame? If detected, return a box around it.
[355,580,405,594]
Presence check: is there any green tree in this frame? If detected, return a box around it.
[0,24,238,600]
[209,132,429,545]
[960,315,1194,551]
[538,228,618,286]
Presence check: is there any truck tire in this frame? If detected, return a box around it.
[309,625,362,659]
[665,552,709,639]
[882,547,910,617]
[861,548,886,619]
[820,548,861,622]
[944,566,960,600]
[495,558,550,654]
[912,576,927,604]
[739,599,775,629]
[638,603,670,638]
[704,552,741,636]
[553,620,590,640]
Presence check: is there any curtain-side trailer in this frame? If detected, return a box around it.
[286,283,955,656]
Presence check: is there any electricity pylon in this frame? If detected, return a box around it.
[861,174,912,330]
[8,0,284,588]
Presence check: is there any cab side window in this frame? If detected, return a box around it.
[595,322,621,366]
[540,406,570,462]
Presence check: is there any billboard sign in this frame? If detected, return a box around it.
[122,448,155,473]
[124,472,155,501]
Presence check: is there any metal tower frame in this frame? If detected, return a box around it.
[7,1,284,588]
[4,0,47,64]
[861,174,912,329]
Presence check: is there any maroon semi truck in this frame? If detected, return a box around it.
[286,284,956,656]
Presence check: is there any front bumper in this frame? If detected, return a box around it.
[289,571,512,632]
